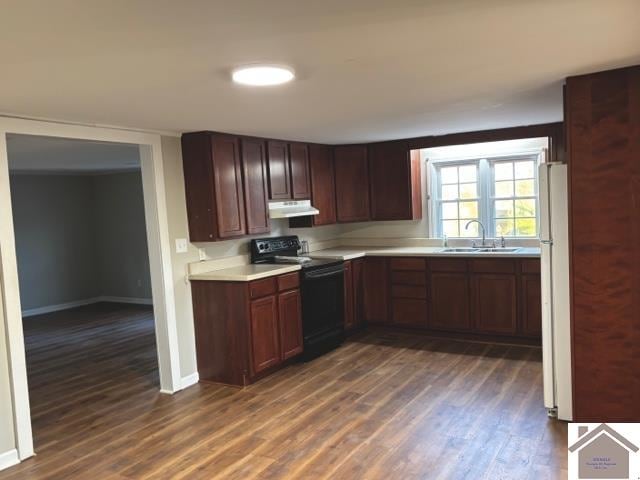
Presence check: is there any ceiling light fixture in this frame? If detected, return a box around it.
[231,65,295,86]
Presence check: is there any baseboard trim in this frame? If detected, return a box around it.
[180,372,199,390]
[0,449,19,472]
[97,296,153,306]
[22,296,154,317]
[21,297,101,317]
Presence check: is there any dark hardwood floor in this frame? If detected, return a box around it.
[1,303,567,479]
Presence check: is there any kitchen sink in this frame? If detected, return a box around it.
[440,248,480,252]
[475,247,521,253]
[440,247,521,253]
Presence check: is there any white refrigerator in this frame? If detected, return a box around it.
[538,162,573,421]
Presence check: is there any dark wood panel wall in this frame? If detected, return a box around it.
[566,65,640,421]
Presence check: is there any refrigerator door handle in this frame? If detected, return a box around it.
[540,239,553,245]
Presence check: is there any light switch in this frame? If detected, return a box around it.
[175,238,188,253]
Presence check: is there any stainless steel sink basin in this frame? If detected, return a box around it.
[440,248,480,252]
[475,248,521,253]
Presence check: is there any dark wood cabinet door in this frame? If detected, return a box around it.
[391,298,428,328]
[369,141,422,220]
[308,144,337,225]
[363,257,389,324]
[249,295,281,374]
[471,274,517,335]
[278,289,303,360]
[429,273,470,331]
[566,66,640,421]
[211,134,246,238]
[334,145,370,222]
[241,137,270,235]
[289,142,311,200]
[181,133,217,241]
[520,274,542,337]
[267,140,291,200]
[343,261,354,330]
[352,258,365,328]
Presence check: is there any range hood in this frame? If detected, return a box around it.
[268,200,319,219]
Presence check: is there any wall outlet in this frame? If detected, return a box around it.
[198,248,207,261]
[175,238,188,253]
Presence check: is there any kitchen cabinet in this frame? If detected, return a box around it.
[363,257,389,324]
[191,272,303,386]
[308,144,337,225]
[429,272,471,332]
[352,258,365,329]
[278,288,303,360]
[241,137,271,235]
[343,260,354,330]
[389,257,428,328]
[289,142,311,199]
[267,140,291,200]
[250,295,280,373]
[368,141,422,221]
[470,259,518,335]
[182,132,246,241]
[566,66,640,421]
[519,259,541,337]
[334,145,371,222]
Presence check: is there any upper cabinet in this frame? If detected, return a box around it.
[182,132,247,241]
[308,144,336,225]
[266,140,291,200]
[240,137,271,235]
[334,145,371,223]
[368,141,422,221]
[289,142,311,199]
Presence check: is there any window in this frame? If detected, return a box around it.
[431,153,541,238]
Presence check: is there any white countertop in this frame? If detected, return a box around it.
[189,263,301,282]
[309,246,541,260]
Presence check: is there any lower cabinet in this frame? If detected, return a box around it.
[344,258,366,332]
[191,272,303,386]
[250,295,281,373]
[278,289,303,360]
[360,256,541,341]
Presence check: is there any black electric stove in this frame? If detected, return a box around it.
[250,236,345,360]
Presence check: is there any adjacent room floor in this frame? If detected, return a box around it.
[1,305,567,480]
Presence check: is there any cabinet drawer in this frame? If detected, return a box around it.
[391,285,427,299]
[520,259,541,274]
[389,257,426,271]
[391,271,426,286]
[277,272,300,291]
[470,259,516,274]
[392,298,428,327]
[249,277,277,299]
[429,258,467,272]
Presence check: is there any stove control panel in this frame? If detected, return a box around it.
[251,236,301,262]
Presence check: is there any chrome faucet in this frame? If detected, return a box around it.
[465,220,495,248]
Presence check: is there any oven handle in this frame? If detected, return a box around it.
[303,266,344,280]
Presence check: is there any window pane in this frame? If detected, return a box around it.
[459,182,477,199]
[440,166,458,184]
[443,220,459,237]
[515,199,536,217]
[515,179,535,196]
[516,218,536,236]
[460,220,478,237]
[459,201,478,219]
[495,180,513,198]
[442,184,458,200]
[515,161,535,179]
[495,200,514,218]
[442,202,458,220]
[494,162,513,181]
[496,218,514,236]
[459,165,476,182]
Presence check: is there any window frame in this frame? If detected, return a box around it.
[429,150,543,239]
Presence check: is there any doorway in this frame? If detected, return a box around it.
[0,118,181,463]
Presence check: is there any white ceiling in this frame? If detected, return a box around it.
[1,0,639,144]
[7,135,140,173]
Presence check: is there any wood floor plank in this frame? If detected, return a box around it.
[0,303,567,480]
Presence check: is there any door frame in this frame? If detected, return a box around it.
[0,116,182,461]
